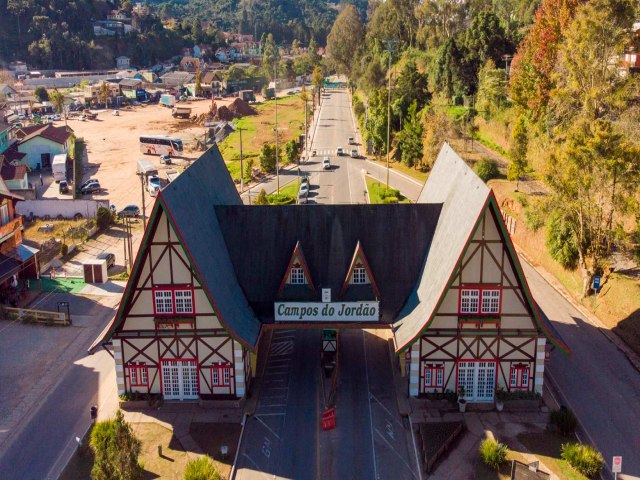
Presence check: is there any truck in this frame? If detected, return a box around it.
[52,154,67,182]
[166,169,180,183]
[160,94,176,108]
[239,90,256,103]
[264,87,276,100]
[172,106,192,119]
[137,158,158,180]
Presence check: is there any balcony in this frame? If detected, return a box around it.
[0,215,23,244]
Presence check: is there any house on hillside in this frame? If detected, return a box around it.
[116,56,131,70]
[0,161,29,191]
[0,178,38,304]
[14,124,73,170]
[0,114,17,155]
[0,85,18,102]
[91,143,569,403]
[160,72,195,88]
[179,57,203,73]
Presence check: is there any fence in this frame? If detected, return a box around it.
[0,306,69,326]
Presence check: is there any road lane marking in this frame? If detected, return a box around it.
[254,416,281,440]
[370,393,404,428]
[242,452,260,469]
[362,331,379,480]
[375,428,417,477]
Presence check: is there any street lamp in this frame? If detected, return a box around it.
[274,61,280,194]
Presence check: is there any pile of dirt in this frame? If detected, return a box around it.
[214,105,234,121]
[228,98,256,117]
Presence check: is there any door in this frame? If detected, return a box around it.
[457,361,496,402]
[41,153,51,167]
[161,360,199,400]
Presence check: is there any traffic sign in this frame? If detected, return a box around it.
[593,275,601,291]
[321,407,336,431]
[612,456,622,473]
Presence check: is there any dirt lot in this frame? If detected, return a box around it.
[48,98,237,213]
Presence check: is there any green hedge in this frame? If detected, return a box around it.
[184,455,222,480]
[550,407,578,436]
[479,438,508,470]
[561,443,603,477]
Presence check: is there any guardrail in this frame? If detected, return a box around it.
[0,306,70,326]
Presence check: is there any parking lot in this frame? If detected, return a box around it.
[37,97,237,211]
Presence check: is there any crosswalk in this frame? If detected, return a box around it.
[310,148,358,156]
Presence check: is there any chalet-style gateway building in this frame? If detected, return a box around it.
[92,143,569,402]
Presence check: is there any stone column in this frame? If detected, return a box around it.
[534,337,546,395]
[234,341,246,397]
[409,343,420,397]
[113,339,125,395]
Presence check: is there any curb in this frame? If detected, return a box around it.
[516,246,640,373]
[229,413,248,480]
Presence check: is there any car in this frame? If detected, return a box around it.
[350,148,359,158]
[80,178,98,189]
[322,157,331,170]
[148,175,161,196]
[112,110,120,116]
[336,147,344,156]
[160,154,172,165]
[59,180,69,194]
[348,137,355,145]
[52,114,61,121]
[311,149,317,156]
[299,183,309,196]
[300,176,309,188]
[17,114,26,120]
[96,252,116,269]
[297,190,308,204]
[80,181,101,194]
[118,205,140,217]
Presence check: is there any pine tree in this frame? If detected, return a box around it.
[90,410,142,480]
[508,114,528,191]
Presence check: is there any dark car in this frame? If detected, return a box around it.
[160,154,172,165]
[59,180,69,194]
[97,252,115,268]
[118,205,140,217]
[80,181,101,194]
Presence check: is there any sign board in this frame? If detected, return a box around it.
[593,275,601,290]
[321,408,336,431]
[322,288,331,303]
[612,456,622,473]
[274,301,379,322]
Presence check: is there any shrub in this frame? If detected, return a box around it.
[96,207,113,231]
[561,443,604,477]
[550,407,578,436]
[267,193,295,205]
[474,159,499,183]
[524,206,545,232]
[90,410,142,480]
[254,189,268,205]
[545,210,579,269]
[60,243,69,256]
[184,455,222,480]
[479,438,508,470]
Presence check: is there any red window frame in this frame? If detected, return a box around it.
[458,286,502,316]
[509,364,530,389]
[152,285,196,317]
[128,363,149,387]
[211,363,231,387]
[424,364,444,390]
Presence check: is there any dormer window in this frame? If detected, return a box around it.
[352,267,367,284]
[459,287,501,316]
[290,267,305,284]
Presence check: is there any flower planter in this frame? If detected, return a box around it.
[495,400,504,412]
[503,398,541,412]
[458,400,467,413]
[118,399,149,410]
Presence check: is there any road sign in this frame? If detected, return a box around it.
[593,275,601,291]
[321,407,336,431]
[612,456,622,473]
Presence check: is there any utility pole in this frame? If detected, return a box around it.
[304,98,307,161]
[274,61,280,194]
[138,172,147,229]
[386,46,393,191]
[238,127,245,196]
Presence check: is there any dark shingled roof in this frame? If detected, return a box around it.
[159,145,262,348]
[215,204,442,323]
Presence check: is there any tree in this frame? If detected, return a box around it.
[307,38,321,67]
[394,60,431,118]
[49,89,65,114]
[416,0,467,49]
[422,110,452,166]
[34,86,49,102]
[366,0,419,49]
[254,189,269,205]
[184,455,222,480]
[397,101,423,168]
[326,5,365,75]
[284,139,299,164]
[545,119,640,296]
[508,114,528,190]
[259,144,277,172]
[90,410,142,480]
[363,88,389,154]
[225,65,246,81]
[98,82,110,108]
[476,59,506,119]
[311,66,323,104]
[195,69,202,97]
[262,33,279,80]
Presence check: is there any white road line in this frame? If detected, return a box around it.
[370,393,404,428]
[254,415,282,440]
[241,452,260,469]
[252,413,286,417]
[362,331,379,480]
[374,429,417,478]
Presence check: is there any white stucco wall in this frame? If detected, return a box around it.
[16,198,109,218]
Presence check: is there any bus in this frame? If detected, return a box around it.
[139,135,183,156]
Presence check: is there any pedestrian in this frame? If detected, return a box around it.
[39,174,43,186]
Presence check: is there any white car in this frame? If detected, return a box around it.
[350,149,359,158]
[322,157,331,170]
[147,175,161,196]
[336,147,345,156]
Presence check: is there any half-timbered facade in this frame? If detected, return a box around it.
[93,143,568,403]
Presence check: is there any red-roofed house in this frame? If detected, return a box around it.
[14,124,73,170]
[0,159,28,190]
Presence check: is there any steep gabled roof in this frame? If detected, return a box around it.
[393,143,570,355]
[393,143,493,350]
[339,240,380,298]
[277,241,316,294]
[96,145,262,350]
[18,124,71,145]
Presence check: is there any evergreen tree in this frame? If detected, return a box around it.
[508,114,528,190]
[90,410,142,480]
[397,101,424,168]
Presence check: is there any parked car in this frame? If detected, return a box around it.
[336,147,345,156]
[80,178,98,189]
[80,181,101,194]
[59,180,69,194]
[299,182,309,197]
[160,154,172,165]
[322,157,331,170]
[350,149,359,158]
[118,205,140,217]
[112,110,119,116]
[300,176,309,188]
[148,175,161,196]
[348,137,355,145]
[96,252,115,268]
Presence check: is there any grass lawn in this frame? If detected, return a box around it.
[34,277,86,293]
[366,156,429,182]
[218,95,306,181]
[24,218,90,244]
[366,176,411,204]
[273,177,300,199]
[517,432,589,480]
[474,449,531,480]
[61,423,198,480]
